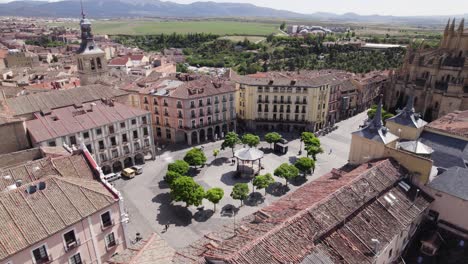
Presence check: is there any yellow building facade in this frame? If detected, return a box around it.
[235,72,332,132]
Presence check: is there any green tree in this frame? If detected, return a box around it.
[294,157,315,176]
[280,22,286,31]
[212,149,220,164]
[205,188,224,212]
[306,145,324,161]
[231,183,249,206]
[165,170,182,185]
[222,132,241,157]
[301,132,316,146]
[274,163,299,187]
[367,105,395,124]
[183,148,207,167]
[265,132,282,149]
[167,160,190,175]
[241,133,260,148]
[170,176,205,207]
[253,173,275,195]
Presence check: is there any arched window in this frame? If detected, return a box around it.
[90,59,96,71]
[97,57,102,69]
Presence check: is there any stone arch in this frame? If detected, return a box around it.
[134,153,145,165]
[200,129,206,142]
[97,57,102,69]
[207,127,213,140]
[191,131,198,145]
[112,161,123,173]
[124,157,133,168]
[102,165,112,175]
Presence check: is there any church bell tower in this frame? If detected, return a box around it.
[76,1,108,86]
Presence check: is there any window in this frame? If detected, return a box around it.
[133,130,138,139]
[166,129,171,139]
[86,144,93,154]
[178,120,183,128]
[110,137,117,146]
[63,230,78,250]
[96,58,102,69]
[134,142,141,150]
[83,132,89,139]
[69,253,82,264]
[32,245,49,264]
[122,134,128,143]
[90,59,96,70]
[123,145,130,154]
[199,99,203,107]
[101,211,112,228]
[108,125,115,134]
[131,119,137,125]
[388,249,393,258]
[98,140,105,150]
[156,128,161,137]
[48,140,56,147]
[105,232,117,249]
[69,136,77,145]
[111,149,118,159]
[143,127,149,136]
[120,122,125,129]
[142,116,147,125]
[96,128,102,136]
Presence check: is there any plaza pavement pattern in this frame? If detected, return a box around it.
[114,111,368,248]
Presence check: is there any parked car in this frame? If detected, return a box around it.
[103,172,121,182]
[131,165,143,175]
[121,168,136,179]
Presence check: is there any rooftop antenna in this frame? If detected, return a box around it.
[80,0,85,19]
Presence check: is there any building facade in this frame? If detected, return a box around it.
[126,74,236,145]
[235,72,334,132]
[384,18,468,121]
[25,100,154,174]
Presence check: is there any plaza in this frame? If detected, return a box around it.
[113,111,368,249]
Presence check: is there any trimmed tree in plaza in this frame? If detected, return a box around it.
[274,163,299,187]
[167,160,190,175]
[301,132,323,161]
[241,133,260,148]
[253,173,275,196]
[306,145,324,161]
[231,183,249,206]
[184,148,207,167]
[294,157,315,177]
[170,176,205,207]
[222,132,241,157]
[205,187,224,212]
[265,132,282,149]
[165,170,183,185]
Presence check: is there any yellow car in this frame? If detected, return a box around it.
[121,168,136,179]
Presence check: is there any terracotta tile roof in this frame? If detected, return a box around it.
[0,154,116,261]
[0,154,94,192]
[129,54,145,61]
[109,56,131,66]
[5,85,129,116]
[107,233,175,264]
[26,100,149,143]
[175,159,432,264]
[425,110,468,139]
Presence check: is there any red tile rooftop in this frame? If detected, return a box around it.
[174,159,432,264]
[425,110,468,138]
[26,99,149,143]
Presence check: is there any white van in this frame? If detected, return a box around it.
[103,172,121,182]
[131,165,143,175]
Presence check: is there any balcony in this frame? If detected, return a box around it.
[207,111,212,115]
[164,112,169,117]
[190,104,195,109]
[101,219,115,230]
[65,239,81,252]
[435,81,448,91]
[35,255,53,264]
[222,98,227,102]
[178,114,183,118]
[191,114,196,118]
[177,104,183,109]
[106,240,119,251]
[222,108,227,112]
[207,101,212,106]
[415,78,427,87]
[215,110,220,114]
[199,112,205,117]
[214,100,219,104]
[163,102,168,107]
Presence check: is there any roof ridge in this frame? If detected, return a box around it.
[56,176,114,199]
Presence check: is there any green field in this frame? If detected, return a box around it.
[49,20,281,36]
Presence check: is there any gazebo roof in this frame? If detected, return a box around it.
[234,148,264,161]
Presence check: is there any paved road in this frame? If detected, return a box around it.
[114,111,367,248]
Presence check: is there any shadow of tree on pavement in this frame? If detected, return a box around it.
[152,192,193,227]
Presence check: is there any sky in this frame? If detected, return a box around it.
[0,0,467,16]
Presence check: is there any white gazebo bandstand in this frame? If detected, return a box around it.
[234,148,264,177]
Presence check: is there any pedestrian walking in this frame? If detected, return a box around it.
[329,148,332,155]
[164,224,169,232]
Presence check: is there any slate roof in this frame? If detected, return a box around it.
[26,100,149,143]
[428,167,468,200]
[386,95,427,129]
[0,154,117,261]
[234,148,264,161]
[398,140,433,155]
[174,159,432,264]
[419,131,468,169]
[5,85,128,116]
[107,233,175,264]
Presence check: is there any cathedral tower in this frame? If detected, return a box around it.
[76,2,108,86]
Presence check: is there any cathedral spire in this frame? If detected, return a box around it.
[450,18,456,33]
[80,0,85,19]
[458,18,465,33]
[404,94,415,113]
[444,18,450,35]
